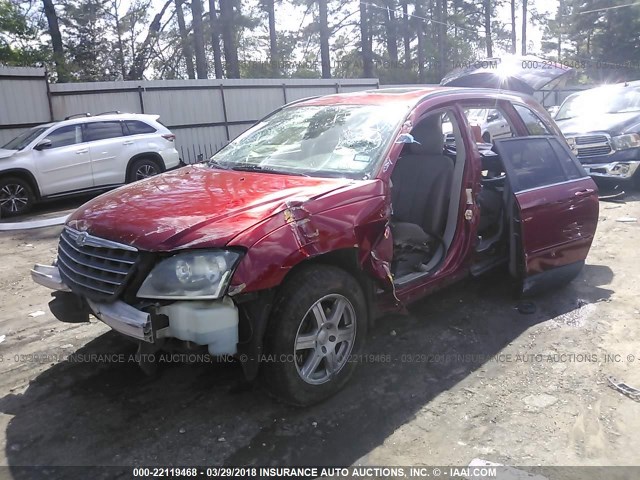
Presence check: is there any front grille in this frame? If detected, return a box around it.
[576,145,613,157]
[570,134,613,159]
[57,227,139,301]
[575,135,608,145]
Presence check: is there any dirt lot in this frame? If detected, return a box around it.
[1,193,640,478]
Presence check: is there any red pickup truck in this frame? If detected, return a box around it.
[32,87,599,405]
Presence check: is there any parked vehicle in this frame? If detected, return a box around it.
[555,81,640,187]
[31,88,599,405]
[0,112,181,217]
[464,107,514,143]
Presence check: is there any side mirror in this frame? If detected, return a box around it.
[486,113,499,122]
[34,139,52,151]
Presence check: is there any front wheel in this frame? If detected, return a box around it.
[261,265,367,406]
[0,177,36,217]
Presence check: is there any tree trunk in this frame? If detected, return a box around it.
[42,0,67,82]
[483,0,492,57]
[220,0,240,78]
[557,0,562,58]
[383,1,399,65]
[112,0,127,79]
[521,0,527,55]
[510,0,516,54]
[208,0,224,78]
[402,0,410,67]
[436,0,446,79]
[318,0,331,78]
[415,2,425,82]
[359,1,373,77]
[175,0,195,79]
[127,0,173,79]
[191,0,208,78]
[264,0,278,76]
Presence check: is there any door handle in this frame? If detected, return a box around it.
[123,141,134,145]
[574,188,595,197]
[75,149,88,154]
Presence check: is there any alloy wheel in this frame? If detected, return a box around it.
[136,164,159,180]
[0,184,29,214]
[294,294,357,385]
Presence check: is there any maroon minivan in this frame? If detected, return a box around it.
[32,87,599,405]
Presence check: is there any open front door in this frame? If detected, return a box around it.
[493,136,599,295]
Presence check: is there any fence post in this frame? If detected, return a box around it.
[220,84,230,141]
[137,85,145,113]
[44,70,54,122]
[282,83,288,104]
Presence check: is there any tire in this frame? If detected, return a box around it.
[261,265,368,406]
[0,176,36,217]
[482,131,492,143]
[127,158,162,183]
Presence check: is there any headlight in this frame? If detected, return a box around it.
[137,250,242,300]
[611,133,640,150]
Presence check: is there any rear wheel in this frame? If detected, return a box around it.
[0,176,35,217]
[261,265,367,406]
[127,158,162,183]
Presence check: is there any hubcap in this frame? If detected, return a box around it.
[136,164,158,180]
[0,184,28,213]
[294,294,357,385]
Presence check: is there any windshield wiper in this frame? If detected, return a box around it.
[208,159,231,170]
[230,165,309,177]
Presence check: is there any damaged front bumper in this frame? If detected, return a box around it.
[31,263,239,355]
[582,160,640,180]
[31,263,156,342]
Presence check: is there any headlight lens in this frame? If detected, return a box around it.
[611,133,640,150]
[137,250,242,300]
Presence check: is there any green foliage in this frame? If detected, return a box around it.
[0,0,49,66]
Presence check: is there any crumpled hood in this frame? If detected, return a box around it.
[0,149,16,159]
[66,165,354,251]
[556,112,640,136]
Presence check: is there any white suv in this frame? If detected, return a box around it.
[0,112,181,217]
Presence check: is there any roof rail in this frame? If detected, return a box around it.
[96,110,129,116]
[64,113,92,120]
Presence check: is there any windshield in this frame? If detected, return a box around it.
[210,104,406,178]
[2,127,48,151]
[556,86,640,121]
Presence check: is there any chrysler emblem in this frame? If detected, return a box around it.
[76,232,88,247]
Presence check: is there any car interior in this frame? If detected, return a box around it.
[389,106,519,283]
[389,110,466,284]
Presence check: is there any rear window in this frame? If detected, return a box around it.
[84,121,124,142]
[496,137,585,192]
[124,120,157,135]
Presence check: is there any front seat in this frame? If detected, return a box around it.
[391,115,455,237]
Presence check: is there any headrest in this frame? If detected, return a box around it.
[408,115,444,155]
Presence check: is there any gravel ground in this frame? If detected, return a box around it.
[1,193,640,478]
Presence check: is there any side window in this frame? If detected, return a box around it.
[549,138,587,180]
[124,120,156,135]
[496,137,572,192]
[462,106,515,143]
[513,104,552,136]
[46,125,82,148]
[84,122,124,142]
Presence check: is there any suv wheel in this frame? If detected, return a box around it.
[128,158,162,183]
[0,177,35,217]
[261,265,367,406]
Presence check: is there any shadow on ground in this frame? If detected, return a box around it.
[1,262,614,477]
